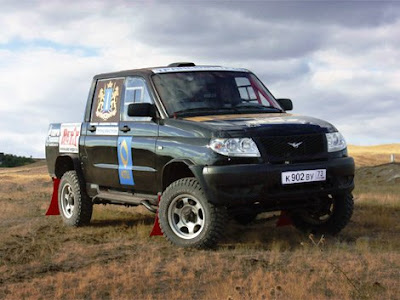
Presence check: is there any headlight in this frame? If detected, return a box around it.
[209,138,261,157]
[326,132,347,152]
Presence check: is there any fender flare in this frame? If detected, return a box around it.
[54,154,86,186]
[161,158,197,189]
[160,159,216,204]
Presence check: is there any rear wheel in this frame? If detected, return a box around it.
[159,178,227,248]
[58,171,93,226]
[291,193,353,235]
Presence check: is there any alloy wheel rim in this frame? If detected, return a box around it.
[167,194,205,239]
[302,202,334,225]
[61,183,75,218]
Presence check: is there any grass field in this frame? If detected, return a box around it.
[0,146,399,300]
[348,144,400,167]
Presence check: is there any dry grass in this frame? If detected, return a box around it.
[0,150,400,300]
[348,144,400,167]
[348,144,400,154]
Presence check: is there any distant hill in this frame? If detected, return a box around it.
[0,153,35,168]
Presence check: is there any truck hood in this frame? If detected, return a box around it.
[184,113,337,137]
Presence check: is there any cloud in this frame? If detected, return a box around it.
[0,1,399,158]
[214,1,399,27]
[133,4,327,61]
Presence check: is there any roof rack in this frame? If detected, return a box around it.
[168,62,196,67]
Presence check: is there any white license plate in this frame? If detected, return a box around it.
[281,169,326,185]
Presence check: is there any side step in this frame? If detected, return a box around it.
[93,190,158,213]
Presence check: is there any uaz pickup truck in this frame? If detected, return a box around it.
[46,62,354,248]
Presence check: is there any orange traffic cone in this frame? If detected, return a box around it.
[276,210,292,227]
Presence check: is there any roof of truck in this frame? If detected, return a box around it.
[93,63,249,80]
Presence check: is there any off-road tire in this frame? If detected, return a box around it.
[159,178,227,248]
[58,171,93,226]
[291,192,354,235]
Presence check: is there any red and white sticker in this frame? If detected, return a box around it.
[59,123,81,153]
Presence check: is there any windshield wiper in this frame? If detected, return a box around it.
[173,107,237,117]
[173,103,282,117]
[234,103,283,112]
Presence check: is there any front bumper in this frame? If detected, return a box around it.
[191,157,354,209]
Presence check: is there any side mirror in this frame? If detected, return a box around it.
[127,103,157,118]
[277,98,293,111]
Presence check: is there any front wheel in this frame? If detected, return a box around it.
[58,171,93,226]
[291,193,354,235]
[159,178,227,248]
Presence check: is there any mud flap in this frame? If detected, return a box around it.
[150,193,163,236]
[45,178,60,216]
[276,210,293,227]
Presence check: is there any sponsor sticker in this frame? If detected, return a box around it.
[59,123,81,153]
[46,127,61,146]
[117,137,135,185]
[47,136,60,146]
[48,127,60,137]
[95,126,118,136]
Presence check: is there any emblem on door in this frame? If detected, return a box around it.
[117,137,135,185]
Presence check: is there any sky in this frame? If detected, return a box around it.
[0,0,399,158]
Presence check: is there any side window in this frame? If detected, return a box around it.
[91,78,124,122]
[235,77,258,102]
[235,76,273,106]
[122,77,153,121]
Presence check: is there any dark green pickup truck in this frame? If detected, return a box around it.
[45,62,354,248]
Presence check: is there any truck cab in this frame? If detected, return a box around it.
[46,62,354,248]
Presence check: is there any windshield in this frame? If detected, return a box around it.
[152,71,282,117]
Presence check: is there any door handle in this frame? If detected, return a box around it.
[88,125,96,132]
[120,125,131,133]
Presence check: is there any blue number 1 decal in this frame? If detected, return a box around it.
[117,137,135,185]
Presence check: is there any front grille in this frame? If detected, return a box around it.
[257,133,326,163]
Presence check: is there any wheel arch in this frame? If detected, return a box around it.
[162,159,197,190]
[54,155,85,182]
